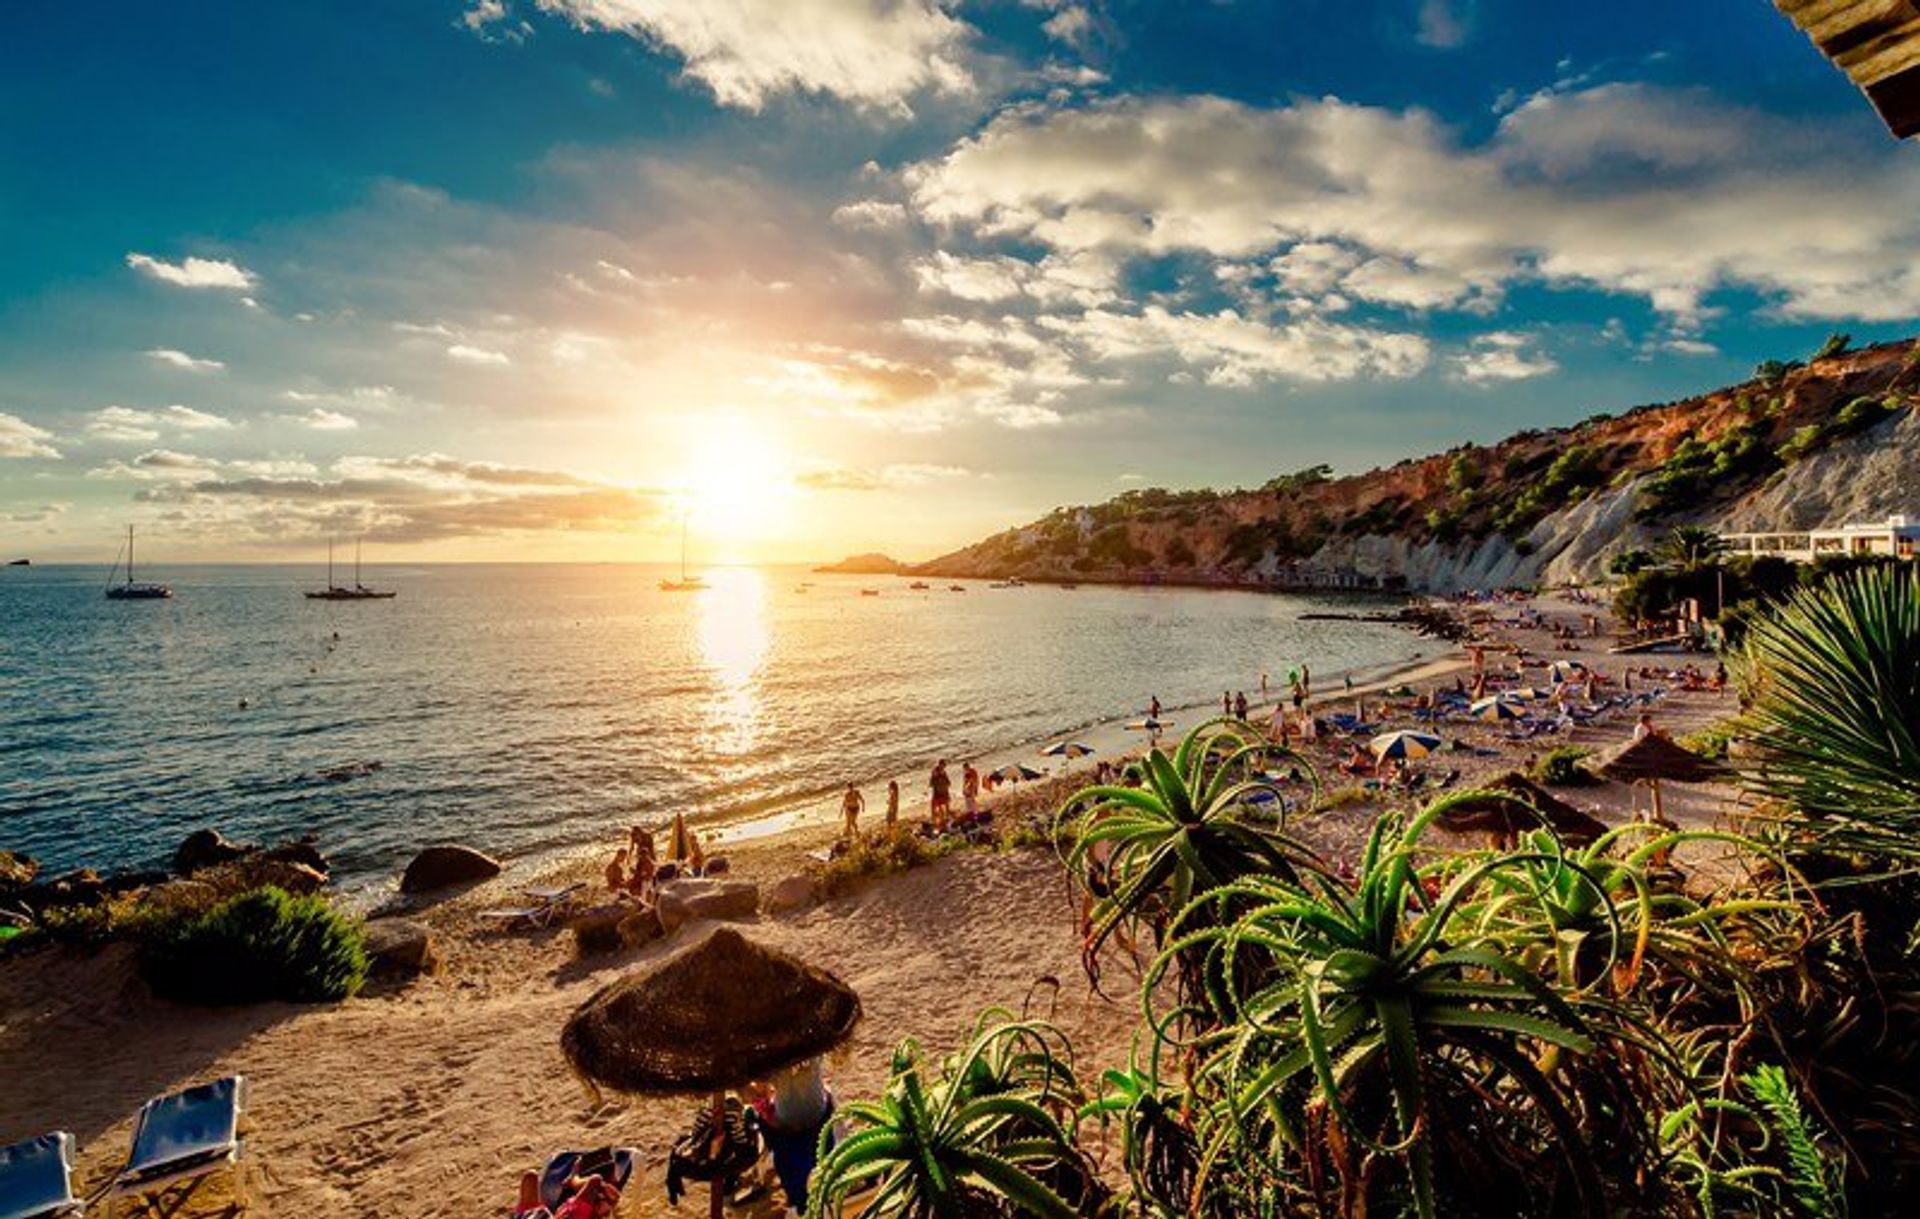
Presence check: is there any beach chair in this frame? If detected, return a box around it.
[478,883,584,930]
[0,1131,81,1219]
[102,1075,246,1218]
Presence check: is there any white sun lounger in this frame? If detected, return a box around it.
[102,1076,246,1218]
[478,883,584,929]
[0,1131,81,1219]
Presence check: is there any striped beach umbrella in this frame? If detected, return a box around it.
[1505,686,1552,701]
[1470,696,1526,723]
[1548,660,1588,683]
[1041,741,1095,758]
[1370,730,1443,761]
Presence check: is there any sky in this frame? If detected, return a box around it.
[2,0,1918,564]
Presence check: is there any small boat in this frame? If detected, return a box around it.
[948,584,966,592]
[860,588,880,597]
[105,526,172,599]
[6,558,27,566]
[659,511,708,591]
[908,581,930,590]
[305,538,396,600]
[989,581,1013,589]
[1006,577,1027,587]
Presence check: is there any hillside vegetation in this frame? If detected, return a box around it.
[918,336,1920,589]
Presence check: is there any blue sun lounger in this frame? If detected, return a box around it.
[0,1132,81,1219]
[101,1076,246,1218]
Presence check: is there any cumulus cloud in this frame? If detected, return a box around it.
[906,85,1920,321]
[127,452,665,544]
[1452,331,1559,384]
[0,412,60,458]
[1037,307,1431,388]
[447,343,512,366]
[146,348,227,373]
[283,408,360,431]
[87,448,225,481]
[535,0,974,112]
[125,252,258,291]
[832,199,910,229]
[86,404,235,442]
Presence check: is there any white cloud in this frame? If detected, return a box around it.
[447,343,512,366]
[125,252,258,291]
[535,0,974,112]
[1415,0,1471,50]
[1452,331,1559,384]
[146,348,227,373]
[0,412,60,458]
[87,449,224,481]
[912,251,1031,301]
[1039,307,1431,388]
[832,199,910,229]
[1041,5,1094,50]
[1660,337,1719,357]
[85,404,234,442]
[283,408,360,431]
[907,86,1920,321]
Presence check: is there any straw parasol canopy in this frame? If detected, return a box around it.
[1437,771,1607,846]
[1595,734,1726,785]
[991,762,1046,783]
[562,926,860,1097]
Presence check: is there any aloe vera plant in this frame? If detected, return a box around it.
[807,1013,1104,1219]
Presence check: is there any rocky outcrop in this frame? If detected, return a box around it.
[361,918,439,978]
[173,829,251,876]
[657,878,759,934]
[399,845,502,894]
[814,552,909,574]
[764,873,819,915]
[0,850,37,896]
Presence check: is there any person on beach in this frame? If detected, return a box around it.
[1149,694,1162,719]
[747,1058,836,1215]
[515,1169,620,1219]
[625,831,658,903]
[1301,664,1312,701]
[1233,691,1248,720]
[962,762,981,816]
[885,779,900,831]
[1260,672,1269,700]
[841,784,865,839]
[1291,680,1305,713]
[929,760,952,828]
[1223,691,1233,716]
[604,848,628,894]
[1633,712,1658,742]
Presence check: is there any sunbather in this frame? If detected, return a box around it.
[515,1170,620,1219]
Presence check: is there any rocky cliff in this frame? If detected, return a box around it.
[917,338,1920,592]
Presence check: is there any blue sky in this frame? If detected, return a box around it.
[2,0,1916,562]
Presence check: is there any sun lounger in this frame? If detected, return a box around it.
[479,883,584,929]
[0,1132,80,1219]
[102,1076,245,1219]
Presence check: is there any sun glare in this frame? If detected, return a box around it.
[678,432,792,544]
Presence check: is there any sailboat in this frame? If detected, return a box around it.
[658,511,707,591]
[105,525,172,599]
[305,537,396,600]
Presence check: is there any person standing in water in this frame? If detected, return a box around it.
[885,779,900,831]
[840,784,865,840]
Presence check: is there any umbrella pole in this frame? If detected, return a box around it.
[709,1090,726,1219]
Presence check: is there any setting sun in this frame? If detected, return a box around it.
[677,430,793,544]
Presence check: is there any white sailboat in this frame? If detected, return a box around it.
[305,537,395,600]
[104,525,172,600]
[658,511,707,591]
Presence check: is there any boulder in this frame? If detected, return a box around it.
[28,869,105,911]
[657,878,760,934]
[261,834,330,877]
[399,845,502,894]
[764,873,818,915]
[361,918,439,978]
[0,849,38,895]
[617,907,664,947]
[229,858,329,896]
[173,829,251,876]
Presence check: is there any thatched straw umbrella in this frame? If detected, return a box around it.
[561,927,860,1219]
[1437,771,1608,848]
[1594,733,1726,823]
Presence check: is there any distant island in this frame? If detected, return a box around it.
[813,552,910,575]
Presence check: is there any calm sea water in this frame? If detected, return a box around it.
[0,564,1417,888]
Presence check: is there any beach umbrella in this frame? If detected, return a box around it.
[666,811,702,868]
[1548,660,1588,683]
[1470,696,1526,722]
[1125,717,1167,731]
[1041,741,1095,759]
[562,927,860,1219]
[1505,686,1552,701]
[1370,730,1443,761]
[991,763,1046,783]
[1435,771,1606,847]
[1594,733,1726,823]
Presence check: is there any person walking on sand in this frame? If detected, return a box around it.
[1223,690,1233,717]
[1233,691,1248,720]
[841,784,865,839]
[1301,664,1312,701]
[885,779,900,831]
[962,762,981,817]
[1149,694,1162,719]
[929,760,952,828]
[1260,671,1270,701]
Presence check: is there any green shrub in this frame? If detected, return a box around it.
[1531,745,1597,787]
[1811,332,1852,362]
[816,828,957,898]
[1678,722,1737,762]
[138,886,366,1005]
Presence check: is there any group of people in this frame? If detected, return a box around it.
[840,755,1011,840]
[603,819,727,906]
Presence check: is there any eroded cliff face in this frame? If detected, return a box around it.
[916,339,1920,592]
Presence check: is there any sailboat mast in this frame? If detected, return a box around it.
[327,538,335,588]
[127,525,135,583]
[355,538,362,586]
[680,511,689,581]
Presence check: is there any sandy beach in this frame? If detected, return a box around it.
[0,593,1753,1218]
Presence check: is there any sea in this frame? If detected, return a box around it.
[0,563,1421,894]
